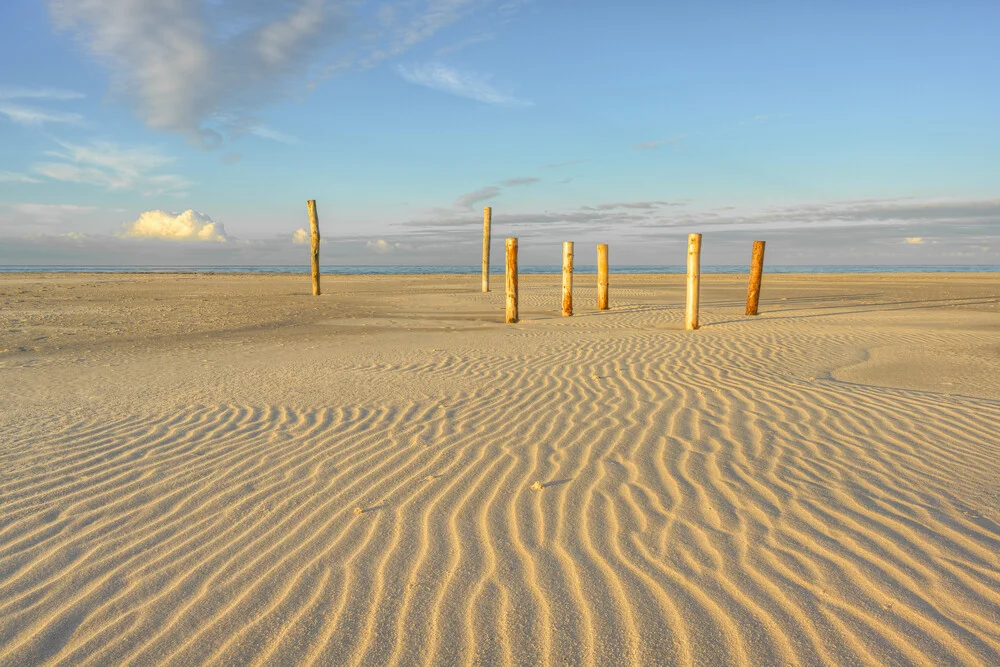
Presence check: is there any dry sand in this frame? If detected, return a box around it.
[1,272,999,665]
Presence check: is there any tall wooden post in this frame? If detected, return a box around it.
[745,240,766,316]
[481,206,492,293]
[597,243,609,310]
[562,241,574,316]
[685,233,702,330]
[307,200,321,296]
[505,238,518,323]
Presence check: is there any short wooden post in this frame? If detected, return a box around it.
[307,200,321,296]
[597,243,609,310]
[685,233,701,330]
[745,240,766,316]
[561,241,574,316]
[505,238,518,323]
[481,206,492,293]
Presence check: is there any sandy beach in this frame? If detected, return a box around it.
[1,272,998,665]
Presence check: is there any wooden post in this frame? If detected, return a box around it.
[597,243,609,310]
[481,206,492,293]
[561,241,574,316]
[685,233,701,330]
[307,200,321,296]
[505,238,518,323]
[745,240,766,316]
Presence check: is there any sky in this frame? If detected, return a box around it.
[0,0,997,266]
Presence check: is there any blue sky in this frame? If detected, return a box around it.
[0,0,997,265]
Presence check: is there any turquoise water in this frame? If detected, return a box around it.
[1,265,998,274]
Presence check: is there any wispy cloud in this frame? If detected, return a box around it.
[904,237,925,244]
[0,87,84,101]
[632,134,688,150]
[33,140,191,195]
[214,114,301,144]
[584,201,685,211]
[48,0,532,145]
[451,174,540,209]
[249,126,301,144]
[398,196,1000,247]
[499,176,539,187]
[541,158,590,169]
[356,0,482,69]
[0,172,42,184]
[395,62,532,107]
[433,32,496,57]
[454,185,501,209]
[0,104,84,126]
[0,87,85,127]
[49,0,345,146]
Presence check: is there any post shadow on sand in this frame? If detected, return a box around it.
[356,504,388,514]
[706,295,1000,327]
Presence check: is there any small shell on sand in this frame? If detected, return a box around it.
[531,481,544,491]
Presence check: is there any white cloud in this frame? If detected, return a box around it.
[354,0,482,69]
[213,114,301,145]
[905,237,925,244]
[0,87,84,101]
[49,0,343,145]
[119,210,228,241]
[249,126,301,144]
[0,172,42,184]
[0,86,85,127]
[366,238,401,253]
[0,103,84,126]
[46,1,533,145]
[395,62,532,107]
[33,140,190,195]
[292,228,310,243]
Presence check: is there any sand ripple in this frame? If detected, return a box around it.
[2,298,999,665]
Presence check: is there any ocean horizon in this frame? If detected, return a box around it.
[1,264,998,275]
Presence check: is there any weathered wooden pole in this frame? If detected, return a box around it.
[597,243,609,310]
[481,206,492,293]
[561,241,574,316]
[745,240,766,316]
[685,233,702,330]
[307,200,321,296]
[505,238,518,323]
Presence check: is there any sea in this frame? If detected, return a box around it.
[1,265,998,274]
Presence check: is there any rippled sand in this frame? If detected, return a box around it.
[1,272,998,665]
